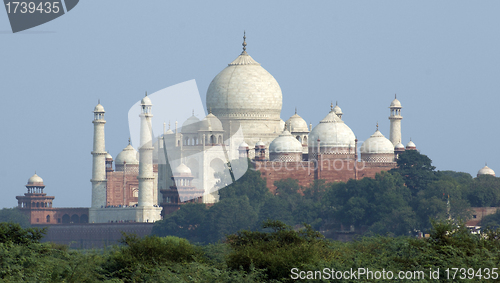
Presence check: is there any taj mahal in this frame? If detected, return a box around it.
[19,34,455,225]
[83,34,421,223]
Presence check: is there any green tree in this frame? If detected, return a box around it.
[226,220,332,282]
[152,203,208,243]
[0,222,45,245]
[204,196,258,243]
[0,207,31,228]
[468,175,500,207]
[391,150,436,196]
[323,171,415,235]
[218,160,271,211]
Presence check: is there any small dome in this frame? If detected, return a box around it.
[106,153,113,159]
[360,130,394,154]
[395,141,405,151]
[255,140,265,147]
[308,109,355,148]
[173,163,192,176]
[165,129,174,134]
[94,103,105,112]
[200,113,223,132]
[28,173,43,185]
[269,130,303,153]
[115,144,139,165]
[478,165,496,177]
[286,113,309,132]
[406,140,416,150]
[390,98,401,108]
[141,95,152,105]
[239,141,249,149]
[181,114,200,134]
[333,102,342,117]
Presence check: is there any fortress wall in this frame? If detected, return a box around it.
[256,160,396,193]
[34,222,154,249]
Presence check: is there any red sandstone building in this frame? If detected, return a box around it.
[16,173,88,224]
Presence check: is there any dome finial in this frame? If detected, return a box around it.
[128,137,131,145]
[330,102,334,111]
[295,107,297,114]
[209,107,212,114]
[168,120,171,130]
[145,91,148,97]
[192,109,194,116]
[98,99,100,104]
[395,93,397,99]
[242,31,247,54]
[336,101,338,106]
[376,122,379,131]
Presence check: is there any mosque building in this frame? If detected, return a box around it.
[23,34,498,226]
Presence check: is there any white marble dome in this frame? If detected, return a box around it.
[406,140,416,149]
[28,173,43,184]
[141,95,152,105]
[286,113,309,132]
[200,113,223,132]
[239,141,249,149]
[173,163,192,176]
[269,130,303,153]
[308,110,355,148]
[255,140,265,147]
[360,130,394,154]
[106,152,113,159]
[94,103,105,112]
[478,165,495,177]
[333,103,342,117]
[390,98,401,108]
[181,114,200,134]
[395,141,405,151]
[115,144,139,165]
[206,51,282,120]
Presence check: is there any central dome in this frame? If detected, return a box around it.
[206,50,282,120]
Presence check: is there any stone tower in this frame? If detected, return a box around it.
[389,95,403,146]
[89,102,107,223]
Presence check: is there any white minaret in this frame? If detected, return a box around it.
[138,93,154,207]
[89,101,107,222]
[389,95,403,146]
[136,93,162,222]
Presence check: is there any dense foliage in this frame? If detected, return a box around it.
[3,221,500,282]
[153,151,497,243]
[4,150,500,281]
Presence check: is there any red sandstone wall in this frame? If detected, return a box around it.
[256,160,396,193]
[466,207,500,227]
[106,171,139,207]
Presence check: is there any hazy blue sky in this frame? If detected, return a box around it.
[1,1,499,208]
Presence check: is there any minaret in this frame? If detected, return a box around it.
[138,92,154,207]
[91,102,107,209]
[389,94,403,146]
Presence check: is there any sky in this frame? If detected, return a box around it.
[1,1,499,209]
